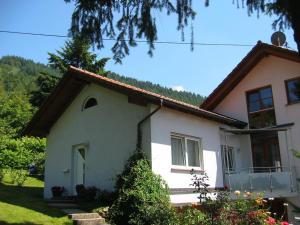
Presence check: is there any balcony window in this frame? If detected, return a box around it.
[247,86,276,128]
[171,134,203,168]
[285,77,300,104]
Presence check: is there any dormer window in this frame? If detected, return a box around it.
[83,97,98,110]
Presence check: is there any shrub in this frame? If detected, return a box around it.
[107,151,176,225]
[177,207,209,225]
[0,136,46,173]
[0,168,3,181]
[93,206,109,219]
[8,169,28,186]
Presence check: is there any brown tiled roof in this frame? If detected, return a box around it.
[201,41,300,110]
[23,66,247,137]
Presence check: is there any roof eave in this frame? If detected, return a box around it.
[23,66,247,137]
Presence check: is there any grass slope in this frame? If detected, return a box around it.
[0,175,72,225]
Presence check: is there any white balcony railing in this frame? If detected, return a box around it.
[224,167,298,198]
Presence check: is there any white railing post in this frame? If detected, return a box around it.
[269,168,273,192]
[249,171,253,192]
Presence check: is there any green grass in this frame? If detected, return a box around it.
[0,174,72,225]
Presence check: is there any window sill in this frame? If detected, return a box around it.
[171,166,204,174]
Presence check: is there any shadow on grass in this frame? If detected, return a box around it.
[0,220,42,225]
[0,221,71,225]
[0,182,66,218]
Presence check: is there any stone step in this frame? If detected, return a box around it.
[73,218,106,225]
[69,213,101,220]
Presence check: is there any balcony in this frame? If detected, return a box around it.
[224,167,298,198]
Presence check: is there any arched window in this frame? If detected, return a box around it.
[83,97,98,110]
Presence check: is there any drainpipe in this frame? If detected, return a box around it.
[136,99,163,152]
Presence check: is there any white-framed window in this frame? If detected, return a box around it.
[221,145,235,173]
[171,134,203,168]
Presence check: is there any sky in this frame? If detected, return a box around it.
[0,0,297,96]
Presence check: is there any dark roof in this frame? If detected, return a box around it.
[201,41,300,110]
[23,67,247,137]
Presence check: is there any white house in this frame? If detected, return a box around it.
[24,41,300,223]
[201,41,300,223]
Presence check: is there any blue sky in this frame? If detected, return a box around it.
[0,0,297,96]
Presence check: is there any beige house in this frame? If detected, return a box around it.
[202,41,300,223]
[24,41,300,223]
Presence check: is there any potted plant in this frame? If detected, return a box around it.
[51,186,64,198]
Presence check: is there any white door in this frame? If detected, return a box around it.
[72,147,86,194]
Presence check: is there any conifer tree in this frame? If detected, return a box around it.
[30,36,109,107]
[65,0,300,63]
[48,36,109,74]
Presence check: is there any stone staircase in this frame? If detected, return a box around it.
[69,213,108,225]
[46,198,109,225]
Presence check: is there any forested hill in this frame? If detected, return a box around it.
[0,56,59,95]
[0,56,205,106]
[108,72,205,105]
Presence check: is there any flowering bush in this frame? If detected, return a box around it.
[190,171,289,225]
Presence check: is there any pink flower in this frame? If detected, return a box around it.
[266,217,276,225]
[281,222,289,225]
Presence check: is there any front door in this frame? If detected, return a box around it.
[72,147,86,194]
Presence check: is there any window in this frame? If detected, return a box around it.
[246,86,276,128]
[285,77,300,104]
[171,134,202,168]
[221,145,235,172]
[83,97,98,110]
[247,86,273,113]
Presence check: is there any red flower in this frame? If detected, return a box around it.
[281,222,289,225]
[266,217,276,225]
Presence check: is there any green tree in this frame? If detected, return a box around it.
[65,0,300,63]
[29,73,60,108]
[0,94,35,138]
[0,137,46,171]
[48,36,109,74]
[30,36,109,107]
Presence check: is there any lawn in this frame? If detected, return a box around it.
[0,174,72,225]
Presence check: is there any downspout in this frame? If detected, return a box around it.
[136,99,163,152]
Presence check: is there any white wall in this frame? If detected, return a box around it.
[214,55,300,169]
[44,84,151,198]
[150,106,225,203]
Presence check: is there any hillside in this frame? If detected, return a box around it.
[0,56,59,95]
[0,56,205,106]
